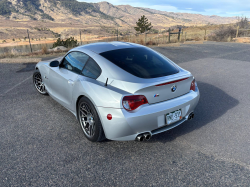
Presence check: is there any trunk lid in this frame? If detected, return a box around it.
[110,69,193,104]
[135,76,193,104]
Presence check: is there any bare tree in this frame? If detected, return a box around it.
[236,16,249,29]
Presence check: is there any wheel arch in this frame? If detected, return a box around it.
[76,95,85,121]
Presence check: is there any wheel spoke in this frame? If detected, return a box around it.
[84,103,91,113]
[80,110,87,117]
[80,106,88,113]
[41,86,45,92]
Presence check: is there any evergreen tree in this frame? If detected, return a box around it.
[134,15,153,34]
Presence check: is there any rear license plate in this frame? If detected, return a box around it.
[166,109,182,125]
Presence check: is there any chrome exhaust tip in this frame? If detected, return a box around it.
[136,133,151,141]
[188,112,194,120]
[144,133,151,141]
[136,135,144,142]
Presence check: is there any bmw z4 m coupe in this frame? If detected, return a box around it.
[33,42,200,142]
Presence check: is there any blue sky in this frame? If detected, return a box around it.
[78,0,250,17]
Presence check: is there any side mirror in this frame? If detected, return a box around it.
[49,60,59,67]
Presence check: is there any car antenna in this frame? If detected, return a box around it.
[105,78,108,87]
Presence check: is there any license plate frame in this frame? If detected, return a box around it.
[166,109,182,125]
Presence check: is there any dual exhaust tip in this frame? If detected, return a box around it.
[136,132,151,142]
[188,112,195,120]
[136,113,194,141]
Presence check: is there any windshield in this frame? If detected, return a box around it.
[100,47,179,78]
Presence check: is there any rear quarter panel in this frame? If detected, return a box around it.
[71,76,131,113]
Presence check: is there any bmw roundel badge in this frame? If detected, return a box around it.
[171,85,177,92]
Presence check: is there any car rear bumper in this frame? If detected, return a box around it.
[97,87,200,141]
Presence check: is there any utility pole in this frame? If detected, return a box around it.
[27,29,32,53]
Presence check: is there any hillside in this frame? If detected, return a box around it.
[0,0,237,26]
[0,0,238,42]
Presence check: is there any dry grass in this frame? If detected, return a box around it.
[0,48,69,59]
[2,23,248,59]
[41,46,48,55]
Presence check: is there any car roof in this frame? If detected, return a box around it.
[74,41,142,54]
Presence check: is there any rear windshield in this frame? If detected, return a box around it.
[100,47,179,78]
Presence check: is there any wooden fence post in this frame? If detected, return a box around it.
[117,28,118,41]
[27,29,32,53]
[236,26,239,38]
[157,33,159,45]
[80,30,82,45]
[204,29,207,40]
[185,32,187,42]
[180,30,183,42]
[168,28,171,43]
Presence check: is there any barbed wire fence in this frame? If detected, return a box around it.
[2,22,250,56]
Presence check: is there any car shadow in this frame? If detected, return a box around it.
[144,81,239,143]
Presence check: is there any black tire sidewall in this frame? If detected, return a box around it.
[78,97,104,142]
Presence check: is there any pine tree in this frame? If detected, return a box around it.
[134,15,153,34]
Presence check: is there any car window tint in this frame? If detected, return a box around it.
[61,52,89,74]
[82,58,101,79]
[100,47,179,78]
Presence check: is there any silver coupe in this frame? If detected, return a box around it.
[33,42,200,142]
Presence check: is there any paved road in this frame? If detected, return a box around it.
[1,42,250,186]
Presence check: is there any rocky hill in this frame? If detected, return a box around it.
[0,0,237,27]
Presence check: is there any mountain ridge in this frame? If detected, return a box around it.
[0,0,237,28]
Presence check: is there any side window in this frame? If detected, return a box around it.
[82,58,101,79]
[61,52,89,74]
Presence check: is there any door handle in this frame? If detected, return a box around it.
[68,79,74,85]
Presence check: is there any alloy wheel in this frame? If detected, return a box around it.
[34,72,46,94]
[79,102,96,137]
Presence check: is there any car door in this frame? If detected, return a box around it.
[48,51,89,110]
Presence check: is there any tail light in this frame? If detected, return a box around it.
[122,95,148,111]
[190,79,196,91]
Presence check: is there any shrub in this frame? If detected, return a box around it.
[41,13,54,21]
[150,29,159,34]
[193,36,202,41]
[146,40,157,45]
[0,0,15,16]
[41,46,48,54]
[53,37,78,48]
[208,26,244,42]
[138,39,144,45]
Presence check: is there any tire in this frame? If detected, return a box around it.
[78,97,106,142]
[33,70,48,95]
